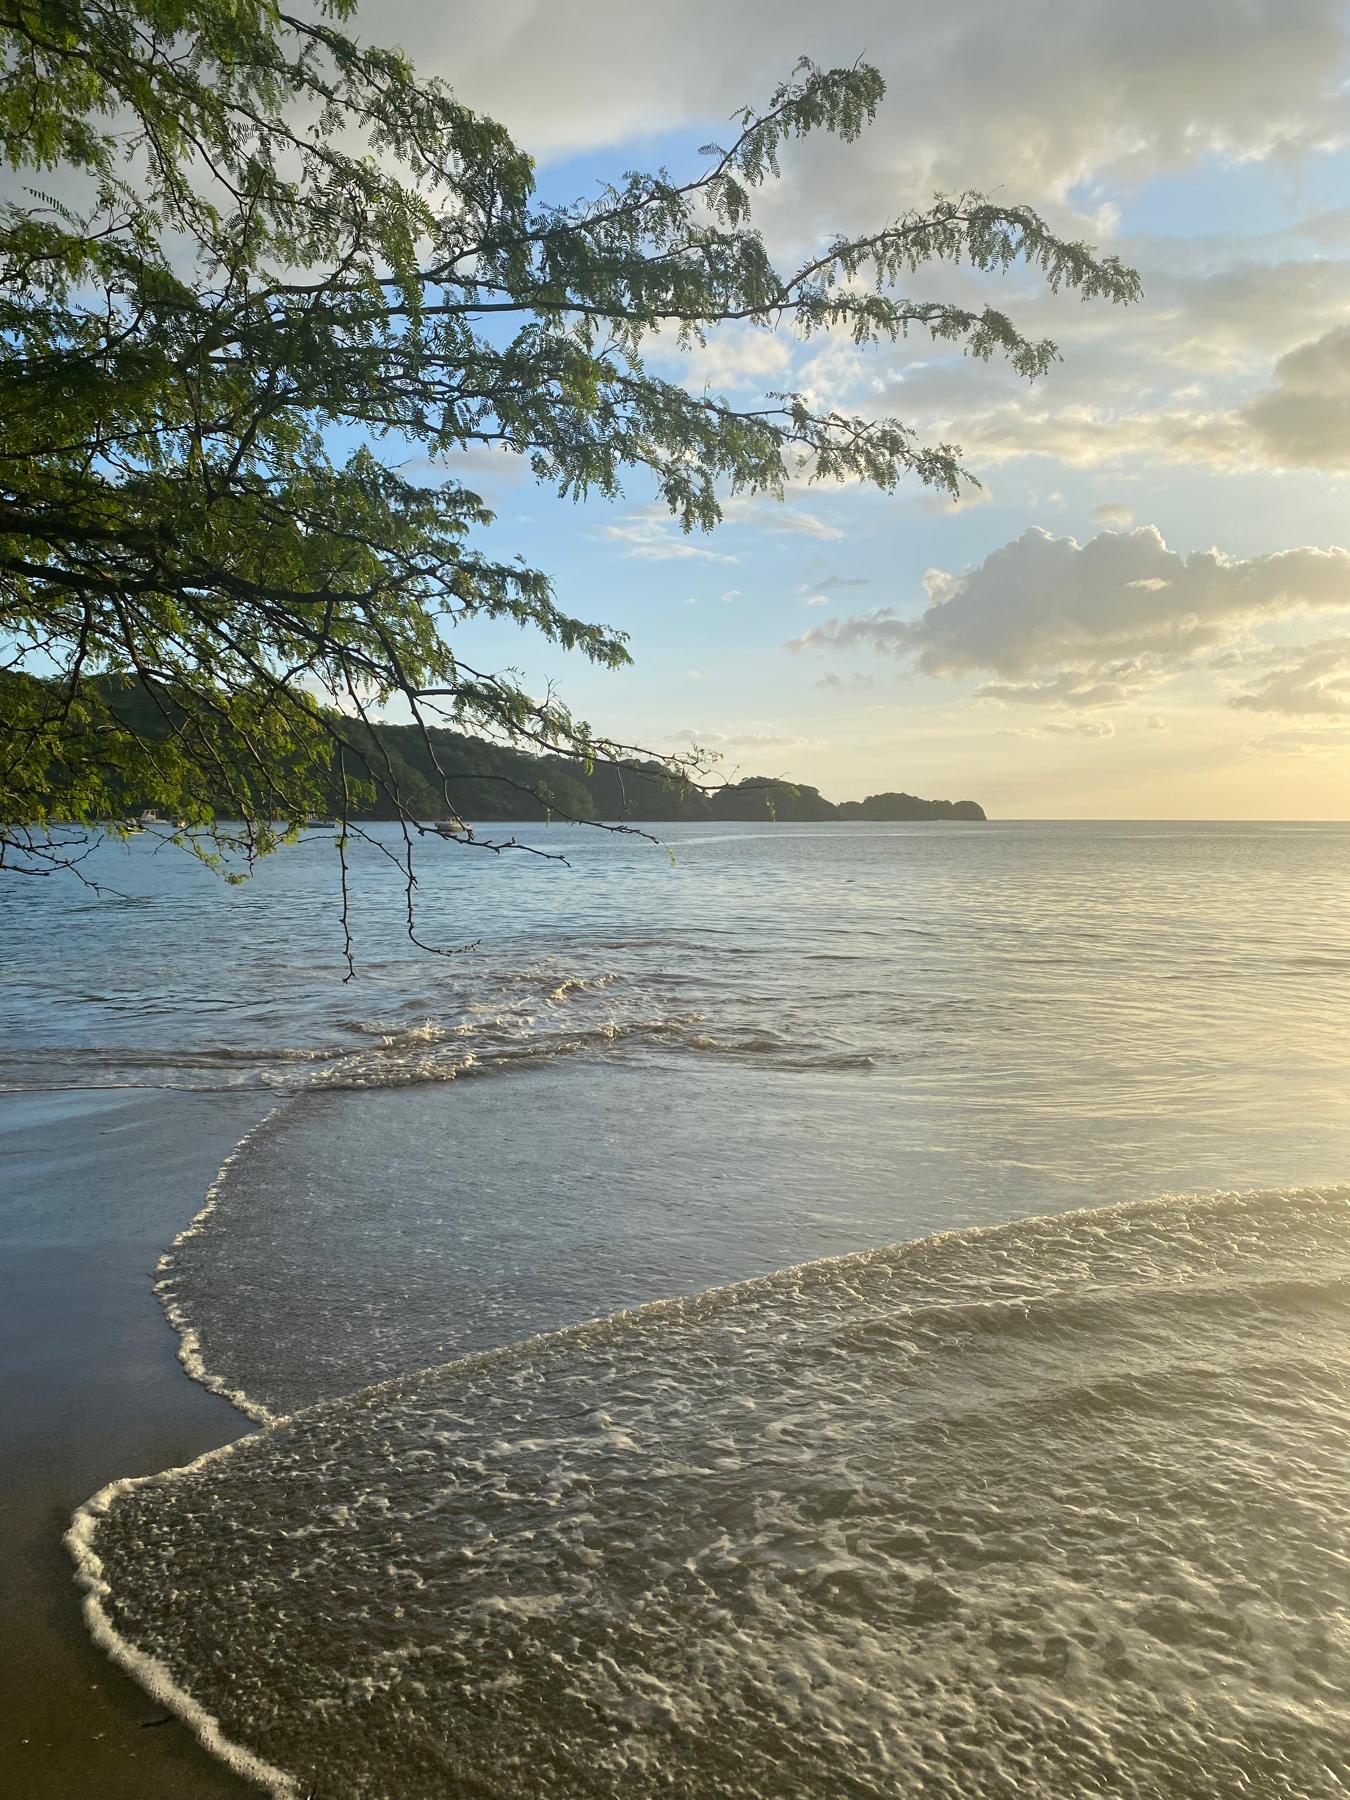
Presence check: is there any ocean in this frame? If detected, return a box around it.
[4,819,1349,1795]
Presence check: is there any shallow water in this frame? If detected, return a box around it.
[5,821,1349,1794]
[79,1190,1350,1798]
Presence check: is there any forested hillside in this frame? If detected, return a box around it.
[17,674,986,824]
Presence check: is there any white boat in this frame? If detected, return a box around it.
[136,808,164,826]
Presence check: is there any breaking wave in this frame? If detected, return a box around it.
[71,1186,1350,1799]
[1,961,869,1093]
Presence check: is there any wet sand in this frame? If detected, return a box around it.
[0,1087,269,1798]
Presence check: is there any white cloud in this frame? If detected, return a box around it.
[854,256,1350,478]
[722,499,846,541]
[1094,502,1135,526]
[1003,718,1117,738]
[1243,725,1350,758]
[669,727,823,751]
[1147,257,1350,373]
[957,307,1350,478]
[776,510,846,540]
[1230,636,1350,715]
[976,663,1159,708]
[787,525,1350,704]
[676,327,794,391]
[1242,323,1350,469]
[375,0,1350,210]
[599,512,739,562]
[915,481,994,515]
[803,594,831,607]
[399,442,528,496]
[947,402,1245,470]
[1295,208,1350,248]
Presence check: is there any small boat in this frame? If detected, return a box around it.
[304,818,334,829]
[136,808,165,826]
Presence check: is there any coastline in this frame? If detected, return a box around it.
[0,1086,267,1799]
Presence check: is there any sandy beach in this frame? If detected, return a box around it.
[0,1087,267,1799]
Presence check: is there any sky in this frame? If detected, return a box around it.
[380,0,1350,818]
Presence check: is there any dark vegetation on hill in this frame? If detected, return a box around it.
[335,720,988,822]
[20,674,986,825]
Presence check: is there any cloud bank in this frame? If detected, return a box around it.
[788,526,1350,702]
[376,0,1349,208]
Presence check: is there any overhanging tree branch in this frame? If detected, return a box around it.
[1,3,1140,960]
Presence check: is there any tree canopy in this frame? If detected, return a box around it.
[0,0,1139,944]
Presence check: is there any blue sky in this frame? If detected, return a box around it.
[364,0,1350,817]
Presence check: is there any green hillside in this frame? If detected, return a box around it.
[13,674,986,825]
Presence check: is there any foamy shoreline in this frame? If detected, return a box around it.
[76,1182,1350,1798]
[68,1461,297,1799]
[64,1103,295,1795]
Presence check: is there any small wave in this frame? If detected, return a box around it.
[545,974,622,1003]
[685,1030,787,1054]
[1,955,869,1095]
[154,1108,284,1427]
[76,1186,1350,1799]
[303,1016,704,1092]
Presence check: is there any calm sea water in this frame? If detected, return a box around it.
[9,820,1350,1795]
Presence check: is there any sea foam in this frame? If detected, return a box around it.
[74,1187,1350,1798]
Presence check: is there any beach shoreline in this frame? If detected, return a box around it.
[0,1086,268,1799]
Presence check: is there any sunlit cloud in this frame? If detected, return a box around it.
[815,671,884,691]
[669,726,824,751]
[842,257,1350,479]
[1230,636,1350,715]
[1243,725,1350,758]
[673,326,794,392]
[376,0,1350,206]
[723,499,846,541]
[976,663,1160,709]
[1002,719,1117,738]
[914,481,994,515]
[601,514,740,562]
[1241,323,1350,469]
[787,528,1350,706]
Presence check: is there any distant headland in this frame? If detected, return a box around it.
[341,720,987,825]
[19,675,986,827]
